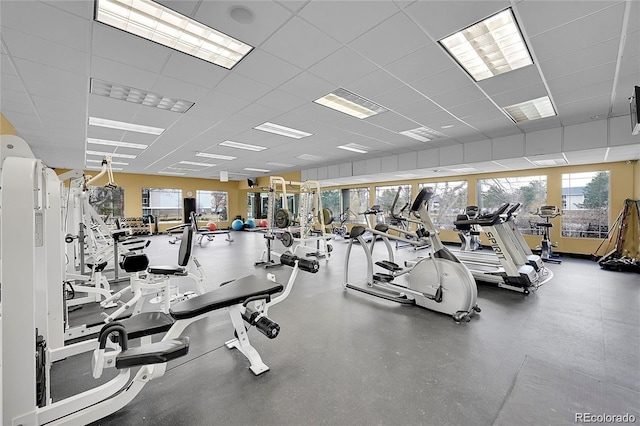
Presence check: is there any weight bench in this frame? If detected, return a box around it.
[94,274,284,377]
[167,212,234,246]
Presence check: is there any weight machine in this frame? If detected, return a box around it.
[257,176,333,262]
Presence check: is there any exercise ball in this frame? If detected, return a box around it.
[259,219,268,228]
[206,222,217,231]
[245,219,256,229]
[232,219,244,231]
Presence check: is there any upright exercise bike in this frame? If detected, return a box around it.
[343,188,480,322]
[535,206,562,264]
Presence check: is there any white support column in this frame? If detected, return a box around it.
[2,156,40,425]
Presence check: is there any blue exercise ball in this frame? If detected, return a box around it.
[245,219,256,229]
[232,219,244,231]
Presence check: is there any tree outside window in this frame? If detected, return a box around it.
[562,171,609,238]
[196,190,228,222]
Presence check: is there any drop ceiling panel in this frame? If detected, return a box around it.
[449,99,502,121]
[14,59,87,101]
[214,73,273,103]
[417,148,440,168]
[564,148,608,163]
[308,48,378,87]
[347,69,406,99]
[476,65,542,96]
[524,127,562,156]
[2,100,38,116]
[90,57,159,91]
[255,89,308,113]
[261,17,341,69]
[384,43,455,84]
[491,157,534,169]
[547,62,617,96]
[606,144,640,161]
[554,80,614,106]
[372,85,428,110]
[277,71,336,102]
[92,25,171,73]
[411,70,475,99]
[538,38,620,80]
[195,1,293,47]
[150,75,213,104]
[1,88,32,107]
[430,85,488,109]
[492,83,549,107]
[609,116,640,147]
[234,49,303,88]
[555,94,611,126]
[88,95,143,123]
[32,96,86,122]
[439,144,464,165]
[187,91,251,119]
[161,53,228,90]
[528,3,625,61]
[42,0,93,19]
[0,1,90,52]
[393,99,443,122]
[517,1,617,37]
[464,139,493,162]
[2,28,88,76]
[612,74,640,116]
[299,1,400,44]
[564,120,607,151]
[349,12,430,67]
[364,111,422,132]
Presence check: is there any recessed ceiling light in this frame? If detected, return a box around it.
[400,126,447,142]
[218,140,267,152]
[90,78,195,113]
[179,161,215,167]
[88,116,164,135]
[244,167,271,173]
[439,8,533,81]
[95,0,253,70]
[449,167,480,173]
[337,143,369,154]
[159,171,186,176]
[297,154,323,161]
[196,152,238,160]
[526,157,568,166]
[87,165,124,171]
[265,161,296,168]
[86,150,137,159]
[441,124,455,129]
[314,88,388,119]
[87,137,148,149]
[254,122,312,139]
[166,166,199,172]
[503,96,556,123]
[86,159,130,166]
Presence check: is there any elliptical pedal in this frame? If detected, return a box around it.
[373,272,394,282]
[375,260,402,271]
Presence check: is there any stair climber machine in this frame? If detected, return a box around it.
[343,187,480,323]
[453,204,553,294]
[0,138,321,425]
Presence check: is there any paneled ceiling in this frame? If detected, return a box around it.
[1,0,638,184]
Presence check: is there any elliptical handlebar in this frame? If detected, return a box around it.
[454,203,510,227]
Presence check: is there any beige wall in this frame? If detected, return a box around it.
[0,113,17,135]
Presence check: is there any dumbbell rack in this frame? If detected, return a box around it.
[120,217,152,235]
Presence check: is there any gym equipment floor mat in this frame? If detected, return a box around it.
[493,356,639,425]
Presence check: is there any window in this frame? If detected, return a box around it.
[477,176,546,234]
[196,190,228,222]
[142,188,182,222]
[89,186,124,220]
[419,181,468,230]
[342,188,370,224]
[374,185,412,224]
[321,189,341,219]
[561,171,609,238]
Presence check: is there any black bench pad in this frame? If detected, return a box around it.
[170,275,284,321]
[118,312,175,340]
[116,337,189,369]
[147,265,187,275]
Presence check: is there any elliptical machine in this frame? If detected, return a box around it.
[343,188,480,322]
[455,206,482,251]
[535,206,562,264]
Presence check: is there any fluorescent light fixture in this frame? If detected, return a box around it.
[526,157,568,167]
[87,165,124,171]
[94,0,253,70]
[314,88,388,119]
[337,143,369,154]
[400,126,448,142]
[166,166,199,172]
[179,161,215,167]
[87,137,148,149]
[86,150,137,159]
[244,167,271,173]
[159,171,186,176]
[503,96,556,123]
[88,116,164,135]
[449,167,480,173]
[439,8,533,81]
[90,78,194,113]
[86,159,129,166]
[254,122,312,139]
[196,152,238,160]
[395,173,419,178]
[218,140,267,152]
[265,161,296,168]
[296,154,323,161]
